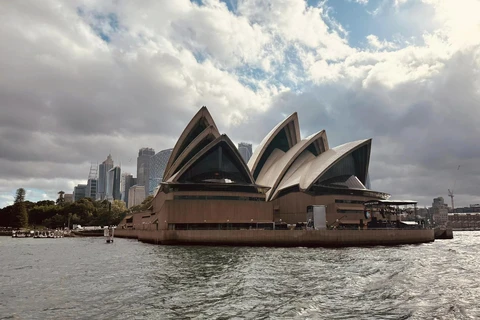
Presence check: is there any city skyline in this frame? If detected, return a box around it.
[1,0,480,208]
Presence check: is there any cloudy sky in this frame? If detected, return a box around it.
[1,0,479,208]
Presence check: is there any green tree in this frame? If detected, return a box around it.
[130,195,154,213]
[15,188,25,203]
[12,188,28,229]
[56,191,65,205]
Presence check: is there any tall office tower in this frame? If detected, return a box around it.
[86,163,98,200]
[122,174,136,205]
[137,147,155,197]
[106,166,122,200]
[73,184,87,202]
[128,185,145,208]
[238,142,253,163]
[149,148,173,195]
[97,154,114,200]
[120,172,130,200]
[86,178,98,200]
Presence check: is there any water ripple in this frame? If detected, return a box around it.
[1,232,480,319]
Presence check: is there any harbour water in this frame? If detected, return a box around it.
[1,232,479,319]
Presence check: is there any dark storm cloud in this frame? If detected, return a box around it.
[232,46,480,206]
[1,0,480,208]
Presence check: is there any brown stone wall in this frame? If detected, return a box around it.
[162,198,273,224]
[272,192,373,225]
[145,190,273,230]
[116,228,435,247]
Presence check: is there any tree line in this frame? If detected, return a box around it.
[0,188,154,229]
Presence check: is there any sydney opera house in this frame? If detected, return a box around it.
[117,107,434,246]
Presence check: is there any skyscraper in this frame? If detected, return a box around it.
[122,174,136,206]
[238,142,253,163]
[106,166,121,200]
[128,185,145,208]
[137,147,155,197]
[120,172,129,200]
[97,154,114,200]
[149,148,173,195]
[86,178,97,200]
[73,184,87,202]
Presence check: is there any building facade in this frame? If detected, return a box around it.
[73,184,87,202]
[97,154,114,200]
[128,185,145,208]
[149,148,173,195]
[137,147,155,197]
[86,178,97,200]
[122,174,137,205]
[238,142,253,163]
[64,193,73,203]
[449,213,480,230]
[120,107,391,231]
[432,196,449,227]
[106,166,122,200]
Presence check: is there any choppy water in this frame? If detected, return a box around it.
[0,232,479,320]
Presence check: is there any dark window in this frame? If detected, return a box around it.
[253,128,292,180]
[173,195,264,201]
[315,144,369,186]
[337,210,364,214]
[169,222,274,230]
[335,199,365,204]
[178,141,251,184]
[173,133,216,174]
[173,117,210,164]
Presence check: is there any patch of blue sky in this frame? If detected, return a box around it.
[325,0,435,48]
[193,51,207,64]
[76,7,121,43]
[234,44,310,93]
[191,0,237,12]
[25,188,49,203]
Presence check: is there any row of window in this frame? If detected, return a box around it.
[173,195,265,201]
[337,210,364,214]
[169,223,274,230]
[335,199,365,204]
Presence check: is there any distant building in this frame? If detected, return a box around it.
[432,197,448,227]
[73,184,87,202]
[128,185,145,208]
[449,213,480,230]
[122,174,137,205]
[432,197,446,208]
[120,172,130,200]
[137,147,155,197]
[97,154,114,200]
[238,142,253,163]
[86,178,97,200]
[106,166,121,200]
[64,193,73,203]
[149,148,173,195]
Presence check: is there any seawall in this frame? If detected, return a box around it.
[115,229,435,248]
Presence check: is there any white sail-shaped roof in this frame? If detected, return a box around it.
[256,130,328,201]
[169,134,256,185]
[163,106,219,181]
[248,112,300,180]
[299,139,371,191]
[163,125,220,180]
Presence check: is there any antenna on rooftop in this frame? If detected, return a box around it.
[88,162,98,179]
